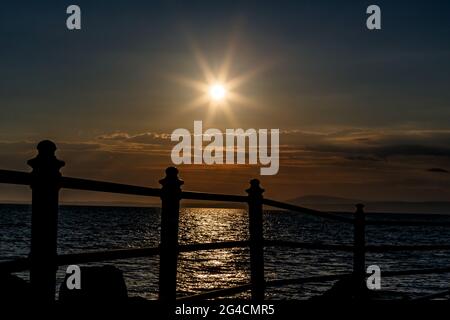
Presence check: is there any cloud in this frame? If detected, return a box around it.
[97,132,171,145]
[6,128,450,166]
[345,156,382,162]
[92,128,450,171]
[428,168,449,174]
[97,132,131,141]
[373,145,450,158]
[57,142,102,151]
[281,129,450,161]
[1,128,450,202]
[127,132,171,144]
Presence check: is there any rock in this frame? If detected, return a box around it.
[59,265,128,303]
[0,273,31,302]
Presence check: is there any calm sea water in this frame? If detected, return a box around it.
[2,204,450,300]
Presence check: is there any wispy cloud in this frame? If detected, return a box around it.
[428,168,449,174]
[1,128,450,202]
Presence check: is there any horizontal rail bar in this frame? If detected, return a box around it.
[365,244,450,252]
[266,241,450,253]
[383,266,450,277]
[265,267,450,287]
[5,240,450,273]
[0,170,248,202]
[263,198,353,223]
[265,274,351,288]
[40,174,249,203]
[58,247,160,265]
[0,247,161,274]
[0,241,250,273]
[0,258,29,274]
[181,191,248,203]
[179,273,352,301]
[61,176,161,197]
[0,169,31,186]
[180,241,250,252]
[264,240,354,252]
[63,178,247,203]
[177,284,253,302]
[37,173,250,202]
[412,289,450,301]
[366,220,450,227]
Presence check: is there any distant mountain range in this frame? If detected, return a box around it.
[288,195,450,214]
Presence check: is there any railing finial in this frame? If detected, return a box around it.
[28,140,65,175]
[159,166,184,190]
[246,178,264,197]
[37,140,57,154]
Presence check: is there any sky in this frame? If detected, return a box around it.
[1,0,450,204]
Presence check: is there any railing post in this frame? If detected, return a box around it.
[27,140,65,303]
[246,179,265,301]
[353,203,366,298]
[159,167,183,303]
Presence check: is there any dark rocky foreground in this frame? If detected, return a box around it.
[0,265,417,305]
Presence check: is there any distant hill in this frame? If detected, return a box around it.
[288,195,450,214]
[289,195,362,205]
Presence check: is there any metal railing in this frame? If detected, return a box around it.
[1,140,450,302]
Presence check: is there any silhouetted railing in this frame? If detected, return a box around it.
[1,140,450,302]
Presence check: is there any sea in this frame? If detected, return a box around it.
[1,204,450,300]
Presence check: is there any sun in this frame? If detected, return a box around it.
[209,83,227,102]
[172,35,265,124]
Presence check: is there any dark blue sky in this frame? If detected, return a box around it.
[1,1,450,202]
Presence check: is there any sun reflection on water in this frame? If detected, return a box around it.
[177,208,251,297]
[6,206,450,300]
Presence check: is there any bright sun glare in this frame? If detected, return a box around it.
[174,36,264,123]
[209,84,227,101]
